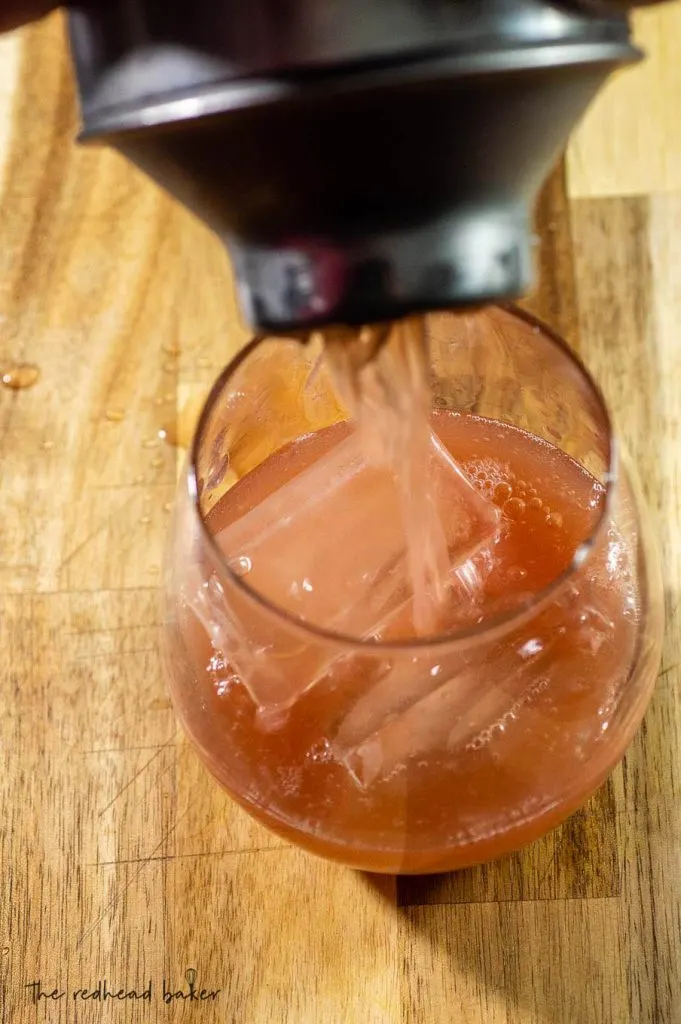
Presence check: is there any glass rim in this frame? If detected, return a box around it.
[188,304,617,653]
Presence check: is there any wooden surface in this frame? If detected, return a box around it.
[1,10,680,1023]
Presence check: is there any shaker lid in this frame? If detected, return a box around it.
[67,1,639,330]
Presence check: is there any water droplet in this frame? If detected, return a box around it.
[148,696,171,711]
[504,497,526,520]
[105,407,125,422]
[229,555,252,577]
[158,424,178,447]
[466,732,490,752]
[1,362,40,390]
[302,577,314,593]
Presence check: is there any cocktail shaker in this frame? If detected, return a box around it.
[67,1,645,332]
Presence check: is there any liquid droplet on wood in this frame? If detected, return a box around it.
[163,392,208,451]
[42,440,55,451]
[2,363,40,390]
[158,425,177,447]
[148,696,171,711]
[105,408,125,422]
[142,437,160,449]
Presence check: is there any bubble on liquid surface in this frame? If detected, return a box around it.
[494,482,513,504]
[215,673,240,697]
[463,457,512,501]
[205,651,243,697]
[276,766,302,796]
[504,497,526,520]
[306,739,336,765]
[463,672,552,754]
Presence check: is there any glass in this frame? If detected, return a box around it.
[162,307,663,874]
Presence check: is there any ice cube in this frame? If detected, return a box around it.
[334,633,558,789]
[213,425,500,716]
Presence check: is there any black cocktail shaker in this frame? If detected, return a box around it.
[67,1,644,332]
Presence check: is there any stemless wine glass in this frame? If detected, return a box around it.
[162,307,663,875]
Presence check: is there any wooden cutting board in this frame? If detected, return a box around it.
[1,8,680,1022]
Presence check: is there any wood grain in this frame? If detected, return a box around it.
[568,3,681,199]
[520,160,580,351]
[1,11,680,1024]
